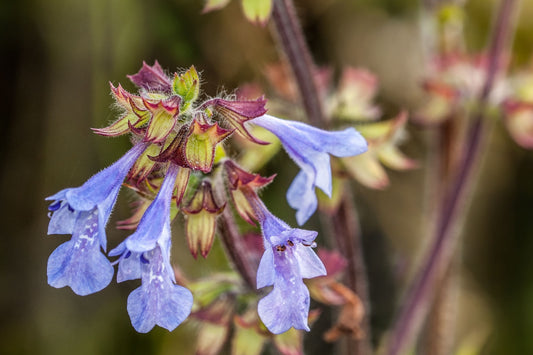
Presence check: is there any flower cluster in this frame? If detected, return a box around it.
[45,62,367,335]
[415,51,533,151]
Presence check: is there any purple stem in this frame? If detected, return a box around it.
[218,206,257,290]
[214,176,257,290]
[271,0,325,128]
[271,1,372,353]
[385,1,517,354]
[331,189,372,355]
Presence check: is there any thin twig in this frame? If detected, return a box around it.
[384,1,517,354]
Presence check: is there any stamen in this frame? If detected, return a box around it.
[140,253,150,264]
[125,251,132,259]
[48,201,62,211]
[276,245,286,252]
[287,240,294,247]
[68,204,74,212]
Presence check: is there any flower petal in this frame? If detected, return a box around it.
[294,244,326,279]
[48,203,78,235]
[252,115,367,223]
[257,279,310,334]
[117,252,143,283]
[127,282,193,333]
[126,246,193,333]
[256,247,275,289]
[47,210,113,295]
[286,171,318,226]
[65,143,147,212]
[125,164,178,252]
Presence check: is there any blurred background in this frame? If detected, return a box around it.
[1,0,533,354]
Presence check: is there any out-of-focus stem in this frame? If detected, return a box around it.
[331,186,372,355]
[271,2,372,353]
[384,1,517,354]
[416,252,460,355]
[271,0,325,128]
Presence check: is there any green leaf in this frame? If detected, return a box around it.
[241,0,272,26]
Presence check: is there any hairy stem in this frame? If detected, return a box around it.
[214,169,257,290]
[217,207,257,290]
[384,1,517,354]
[271,0,325,128]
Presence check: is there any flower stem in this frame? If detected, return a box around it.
[217,207,257,290]
[271,1,372,353]
[331,186,372,355]
[384,1,517,354]
[214,169,257,290]
[271,0,325,128]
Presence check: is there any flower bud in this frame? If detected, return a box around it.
[184,119,233,173]
[224,160,275,224]
[330,67,381,121]
[142,95,181,143]
[127,60,172,92]
[172,66,200,110]
[183,181,225,258]
[503,100,533,149]
[128,144,162,182]
[92,84,147,137]
[203,97,268,144]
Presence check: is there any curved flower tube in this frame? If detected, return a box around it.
[109,163,193,333]
[251,114,367,225]
[45,142,148,295]
[255,202,326,334]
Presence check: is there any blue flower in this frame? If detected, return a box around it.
[109,164,193,333]
[252,115,367,225]
[46,142,148,295]
[255,204,326,334]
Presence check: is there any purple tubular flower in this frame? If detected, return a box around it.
[255,204,326,334]
[109,164,193,333]
[126,245,193,333]
[251,114,368,225]
[45,142,148,295]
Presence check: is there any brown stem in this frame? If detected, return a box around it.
[271,0,325,128]
[384,1,517,354]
